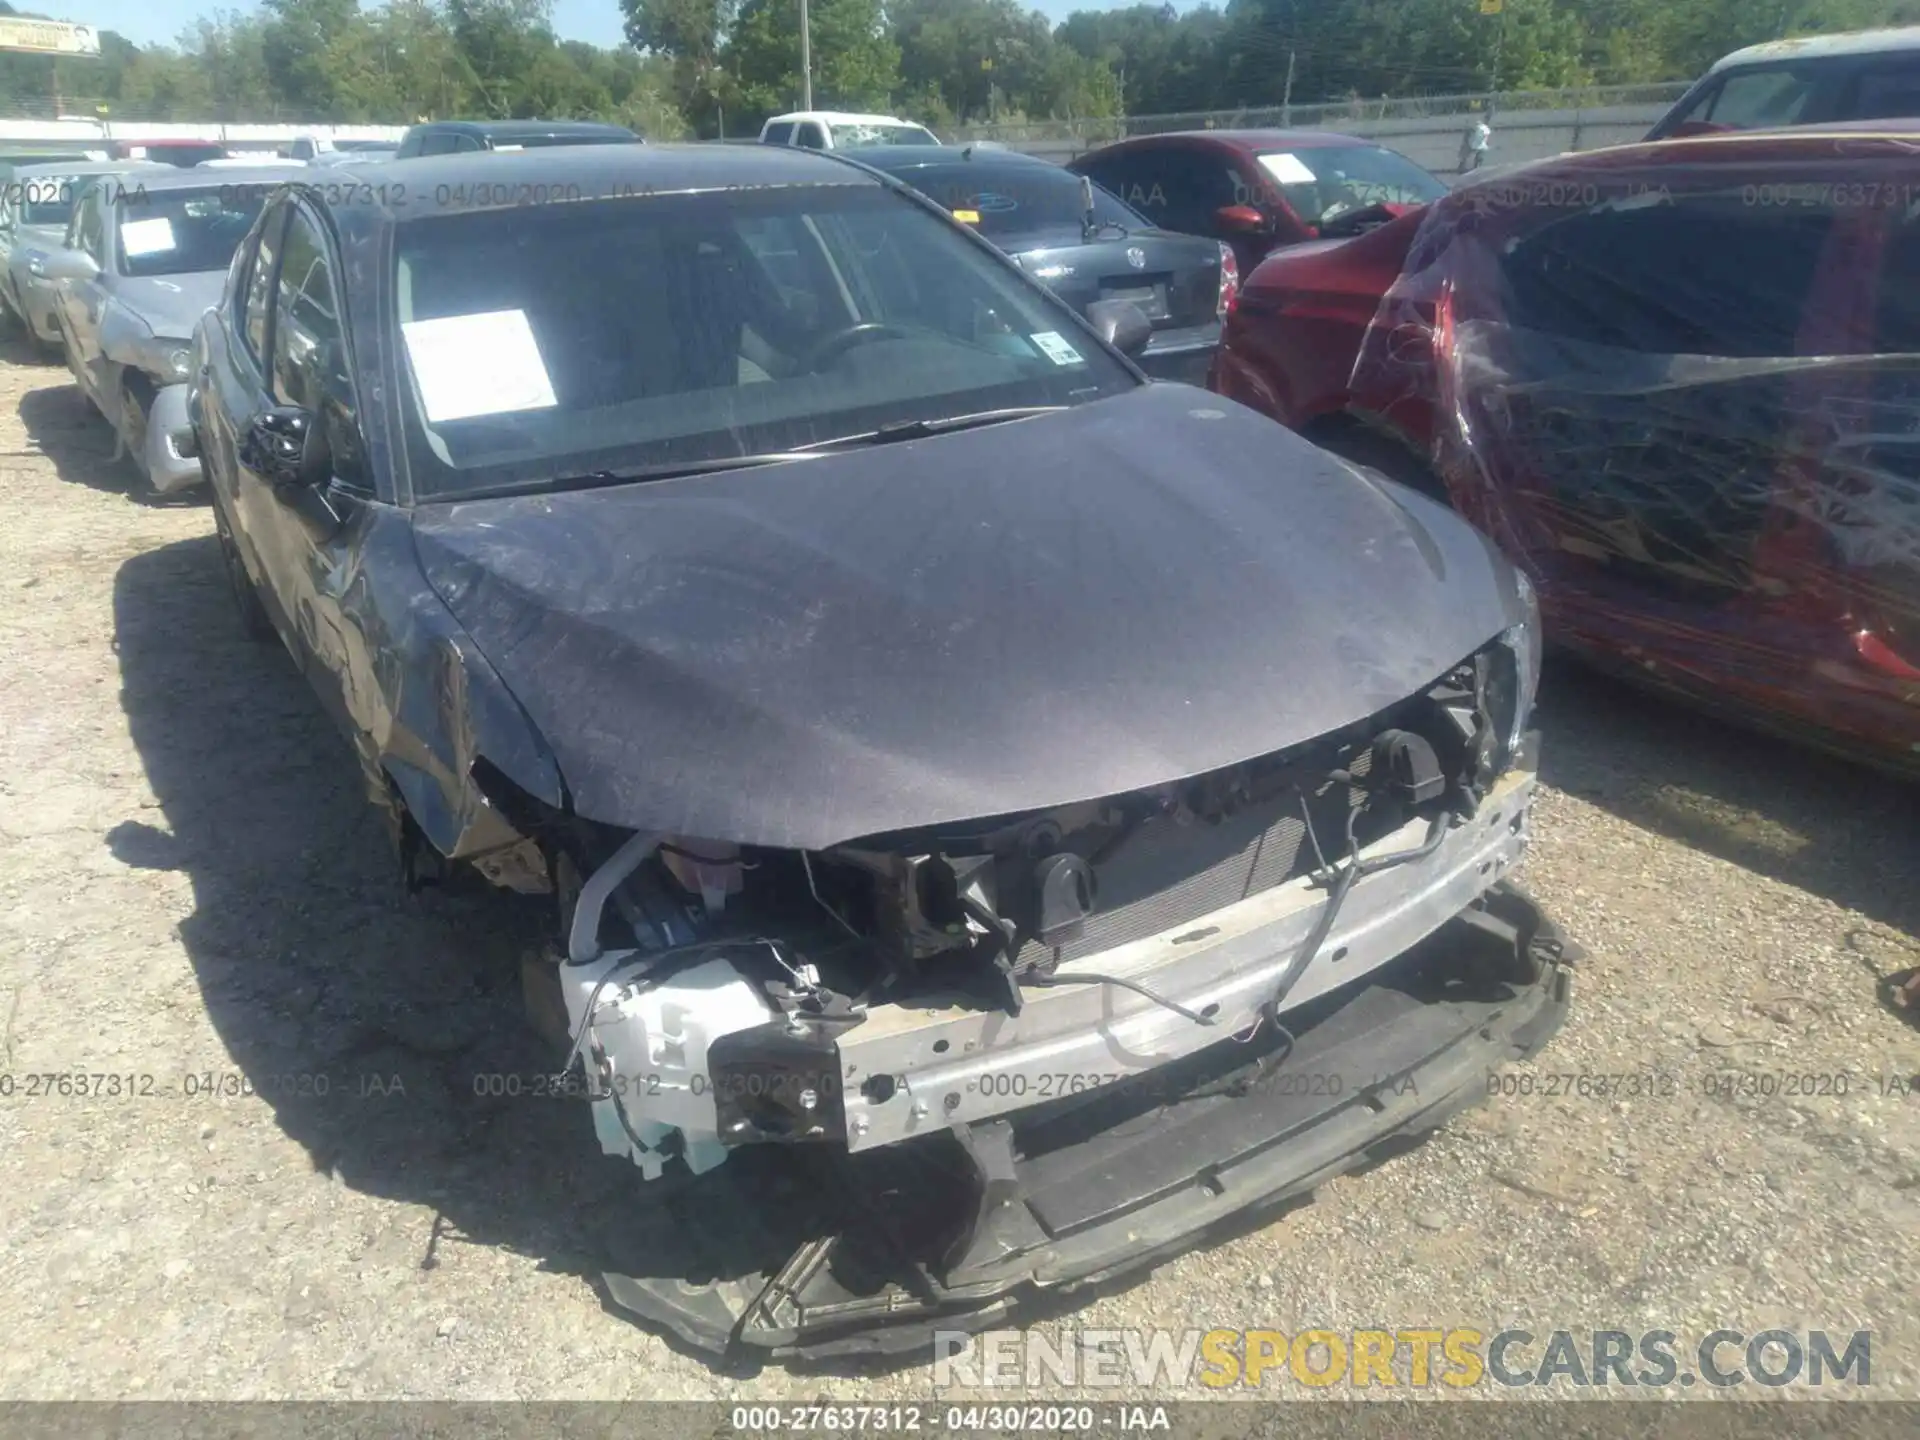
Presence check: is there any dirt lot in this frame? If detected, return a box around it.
[0,336,1917,1403]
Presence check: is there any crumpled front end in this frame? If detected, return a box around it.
[547,627,1570,1358]
[1347,136,1920,771]
[135,380,203,493]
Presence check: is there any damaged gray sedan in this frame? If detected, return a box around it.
[188,145,1576,1361]
[38,165,301,494]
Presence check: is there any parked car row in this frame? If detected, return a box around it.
[19,141,1573,1360]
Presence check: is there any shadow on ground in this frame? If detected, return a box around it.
[1535,656,1920,991]
[106,531,1064,1378]
[16,351,203,506]
[107,535,672,1337]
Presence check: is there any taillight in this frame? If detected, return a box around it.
[1216,243,1240,318]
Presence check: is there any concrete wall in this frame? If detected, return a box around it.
[0,119,407,154]
[0,96,1674,172]
[989,102,1673,174]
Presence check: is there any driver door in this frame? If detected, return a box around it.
[229,197,379,737]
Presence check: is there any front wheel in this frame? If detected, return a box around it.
[213,494,275,643]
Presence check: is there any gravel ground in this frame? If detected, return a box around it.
[0,335,1916,1404]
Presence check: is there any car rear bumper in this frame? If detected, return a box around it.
[599,877,1575,1362]
[1138,320,1222,385]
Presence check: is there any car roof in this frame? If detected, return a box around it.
[1460,118,1920,185]
[8,159,161,177]
[1089,128,1374,156]
[316,143,882,224]
[106,164,307,195]
[765,111,927,128]
[1709,24,1920,72]
[406,119,636,139]
[848,144,1062,174]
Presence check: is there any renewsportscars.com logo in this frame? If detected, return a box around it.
[932,1327,1874,1390]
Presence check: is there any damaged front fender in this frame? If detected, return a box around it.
[319,509,571,887]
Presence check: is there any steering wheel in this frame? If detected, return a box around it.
[803,321,917,370]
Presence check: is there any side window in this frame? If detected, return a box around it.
[417,131,462,156]
[272,206,340,407]
[1706,66,1820,129]
[1658,82,1723,134]
[796,122,827,150]
[1159,154,1241,233]
[1088,154,1170,224]
[76,192,107,263]
[273,204,366,487]
[243,201,289,363]
[763,122,795,145]
[1847,60,1920,121]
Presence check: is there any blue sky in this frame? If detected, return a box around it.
[38,0,1176,52]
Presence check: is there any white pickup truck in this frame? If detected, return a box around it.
[758,110,942,150]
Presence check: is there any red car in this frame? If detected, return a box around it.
[1211,122,1920,774]
[1066,129,1448,276]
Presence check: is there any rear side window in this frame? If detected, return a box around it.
[1076,152,1164,215]
[243,202,288,361]
[901,164,1146,237]
[417,131,465,156]
[1704,66,1823,129]
[1848,60,1920,120]
[1499,192,1833,357]
[763,122,795,145]
[796,122,827,150]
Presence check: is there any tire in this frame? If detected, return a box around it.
[213,495,275,643]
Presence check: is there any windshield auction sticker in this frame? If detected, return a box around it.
[1258,152,1317,185]
[400,308,558,424]
[1029,331,1084,366]
[119,216,176,256]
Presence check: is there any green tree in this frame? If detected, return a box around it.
[728,0,900,122]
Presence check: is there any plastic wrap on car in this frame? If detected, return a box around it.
[1347,133,1920,767]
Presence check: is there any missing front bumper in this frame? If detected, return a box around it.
[593,879,1576,1363]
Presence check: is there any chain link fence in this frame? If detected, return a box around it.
[950,81,1694,173]
[0,79,1696,171]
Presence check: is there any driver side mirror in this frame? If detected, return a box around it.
[1086,298,1153,358]
[1215,203,1271,235]
[240,406,328,491]
[34,247,98,282]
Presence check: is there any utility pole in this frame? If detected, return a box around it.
[1480,0,1505,123]
[1280,1,1297,126]
[799,0,812,110]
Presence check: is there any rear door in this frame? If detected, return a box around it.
[55,184,112,404]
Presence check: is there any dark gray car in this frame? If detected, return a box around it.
[851,145,1235,385]
[188,143,1571,1361]
[34,164,303,493]
[393,119,640,158]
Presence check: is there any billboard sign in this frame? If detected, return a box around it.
[0,19,102,56]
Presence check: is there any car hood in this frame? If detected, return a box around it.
[409,383,1526,850]
[114,272,226,340]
